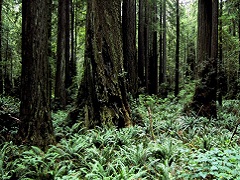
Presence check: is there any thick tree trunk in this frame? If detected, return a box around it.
[70,0,131,128]
[19,0,55,150]
[55,0,69,109]
[122,0,137,97]
[196,0,212,77]
[188,0,217,119]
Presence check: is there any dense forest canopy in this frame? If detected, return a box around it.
[0,0,240,179]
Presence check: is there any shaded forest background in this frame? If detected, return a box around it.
[0,0,240,179]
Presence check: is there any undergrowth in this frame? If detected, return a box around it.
[1,93,240,179]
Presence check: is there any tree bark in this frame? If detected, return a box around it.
[159,0,167,97]
[218,0,223,106]
[138,0,145,88]
[145,0,149,93]
[238,2,240,78]
[196,0,212,77]
[122,0,137,97]
[70,0,131,128]
[149,1,158,95]
[0,0,2,94]
[47,0,52,107]
[19,0,55,150]
[55,0,69,109]
[159,0,163,85]
[70,0,77,84]
[188,0,218,119]
[175,0,180,97]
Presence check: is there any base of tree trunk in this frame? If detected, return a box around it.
[185,85,217,119]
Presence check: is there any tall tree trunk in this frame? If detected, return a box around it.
[138,0,145,88]
[145,0,149,93]
[55,0,69,109]
[122,0,137,96]
[163,0,167,85]
[175,0,180,97]
[159,0,163,85]
[47,0,53,106]
[65,0,71,90]
[69,0,131,128]
[70,0,77,82]
[188,0,218,119]
[218,0,223,106]
[196,0,212,77]
[159,0,167,96]
[0,0,2,94]
[19,0,55,150]
[149,1,158,95]
[238,2,240,78]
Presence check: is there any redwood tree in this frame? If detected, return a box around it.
[19,0,55,149]
[122,0,137,96]
[145,0,150,92]
[188,0,218,118]
[175,0,180,97]
[138,0,145,88]
[55,0,70,109]
[159,0,167,96]
[0,0,2,94]
[70,0,131,128]
[149,0,158,95]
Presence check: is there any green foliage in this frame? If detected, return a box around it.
[0,96,20,142]
[1,0,22,82]
[178,147,240,179]
[1,94,240,179]
[0,96,20,115]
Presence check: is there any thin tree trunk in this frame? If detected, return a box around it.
[218,0,223,106]
[159,0,163,85]
[0,0,3,94]
[149,1,158,95]
[65,0,71,89]
[175,0,180,97]
[145,0,149,93]
[48,0,53,107]
[238,3,240,77]
[70,0,77,80]
[138,0,145,88]
[163,0,167,85]
[160,0,167,97]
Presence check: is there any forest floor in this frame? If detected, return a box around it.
[1,91,240,179]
